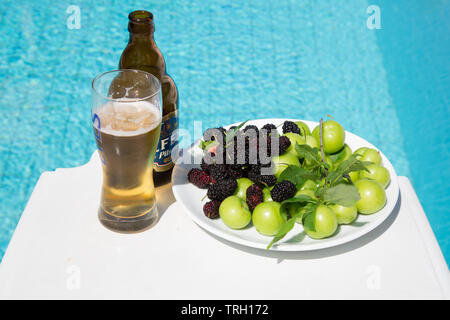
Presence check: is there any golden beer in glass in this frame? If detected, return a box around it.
[92,69,162,232]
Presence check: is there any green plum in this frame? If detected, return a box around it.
[359,164,390,188]
[300,179,318,191]
[354,147,368,157]
[262,187,273,202]
[233,178,254,201]
[288,203,307,224]
[354,147,382,165]
[252,202,287,236]
[272,152,301,178]
[283,132,305,156]
[304,135,320,149]
[303,205,338,239]
[328,144,352,168]
[295,121,311,136]
[294,188,316,199]
[292,189,317,223]
[354,179,386,214]
[347,171,359,183]
[219,196,252,229]
[324,154,334,171]
[329,204,358,225]
[312,120,346,154]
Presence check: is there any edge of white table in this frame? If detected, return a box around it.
[0,152,448,299]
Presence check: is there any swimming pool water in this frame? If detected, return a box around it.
[0,0,448,263]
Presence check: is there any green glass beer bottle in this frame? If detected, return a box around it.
[119,10,179,186]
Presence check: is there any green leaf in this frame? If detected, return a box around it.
[277,165,320,186]
[267,216,298,250]
[301,203,318,231]
[225,120,249,144]
[266,201,321,249]
[199,139,218,151]
[317,184,361,207]
[294,143,322,166]
[325,154,370,187]
[281,194,314,205]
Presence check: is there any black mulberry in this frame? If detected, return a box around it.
[261,123,277,132]
[201,158,211,173]
[243,125,259,137]
[207,178,238,202]
[209,164,229,181]
[260,123,278,139]
[261,136,290,158]
[282,121,301,135]
[246,184,263,212]
[270,180,297,202]
[187,168,214,189]
[278,136,291,155]
[247,165,277,187]
[203,200,221,219]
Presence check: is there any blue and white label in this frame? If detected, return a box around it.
[154,111,178,172]
[92,113,106,165]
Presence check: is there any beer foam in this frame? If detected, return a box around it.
[95,100,161,136]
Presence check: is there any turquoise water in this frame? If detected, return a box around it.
[0,0,448,263]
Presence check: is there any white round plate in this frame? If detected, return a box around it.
[172,119,400,251]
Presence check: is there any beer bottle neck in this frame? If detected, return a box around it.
[127,10,155,40]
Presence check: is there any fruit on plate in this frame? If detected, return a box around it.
[354,178,387,214]
[354,147,382,165]
[347,170,360,183]
[233,178,254,201]
[324,154,334,171]
[300,179,317,191]
[312,120,345,154]
[328,144,352,167]
[203,200,221,219]
[283,132,305,157]
[272,152,301,178]
[294,188,316,199]
[246,184,264,212]
[219,195,252,229]
[359,163,390,188]
[189,117,392,249]
[252,201,287,236]
[188,168,214,189]
[207,178,238,202]
[292,189,316,223]
[270,180,297,202]
[303,205,338,239]
[329,204,358,225]
[282,120,302,135]
[304,135,320,149]
[262,187,273,202]
[295,121,311,136]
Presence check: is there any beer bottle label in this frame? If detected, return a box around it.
[154,111,178,172]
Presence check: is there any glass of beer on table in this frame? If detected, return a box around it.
[91,69,162,233]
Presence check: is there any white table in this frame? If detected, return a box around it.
[0,152,448,299]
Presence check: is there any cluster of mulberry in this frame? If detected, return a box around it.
[190,122,305,219]
[282,121,301,135]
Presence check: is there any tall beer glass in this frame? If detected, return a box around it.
[91,69,162,233]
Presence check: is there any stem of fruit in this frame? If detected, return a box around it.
[201,193,208,201]
[319,118,328,177]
